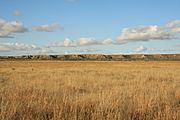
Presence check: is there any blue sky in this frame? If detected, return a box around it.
[0,0,180,55]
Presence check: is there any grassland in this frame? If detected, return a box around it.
[0,61,180,120]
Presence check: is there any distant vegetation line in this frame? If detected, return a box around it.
[0,54,180,61]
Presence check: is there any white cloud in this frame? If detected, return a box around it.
[63,38,76,47]
[0,43,37,52]
[47,37,114,48]
[166,20,180,28]
[0,43,57,55]
[45,20,179,47]
[2,21,27,33]
[148,47,180,52]
[173,27,180,33]
[77,38,100,46]
[102,38,113,44]
[73,48,100,53]
[0,19,28,38]
[32,23,61,32]
[48,38,76,47]
[34,49,56,54]
[117,25,175,44]
[15,48,57,55]
[133,46,147,52]
[166,20,180,33]
[0,31,11,38]
[12,10,21,16]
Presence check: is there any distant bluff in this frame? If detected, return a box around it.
[0,54,180,61]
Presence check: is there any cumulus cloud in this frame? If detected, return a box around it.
[166,20,180,28]
[148,47,180,52]
[102,38,113,44]
[0,31,11,38]
[63,38,76,47]
[32,23,61,32]
[48,38,76,47]
[77,38,100,46]
[0,43,37,52]
[133,46,147,52]
[45,20,179,46]
[133,45,180,53]
[76,37,114,46]
[0,19,28,38]
[0,43,57,55]
[117,25,175,44]
[12,10,21,16]
[47,37,114,48]
[75,48,100,53]
[166,20,180,33]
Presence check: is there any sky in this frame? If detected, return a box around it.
[0,0,180,55]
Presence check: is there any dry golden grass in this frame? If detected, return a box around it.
[0,61,180,120]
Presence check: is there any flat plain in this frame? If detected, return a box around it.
[0,61,180,120]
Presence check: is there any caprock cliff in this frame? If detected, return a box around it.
[0,54,180,61]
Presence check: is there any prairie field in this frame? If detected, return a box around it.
[0,61,180,120]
